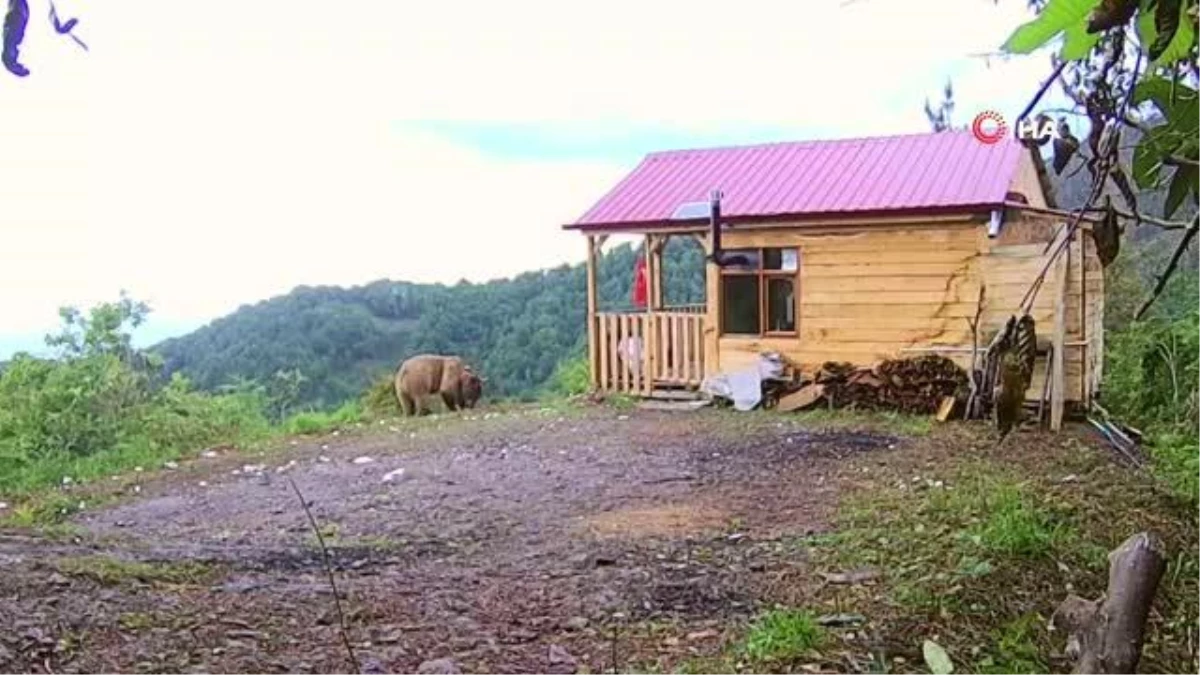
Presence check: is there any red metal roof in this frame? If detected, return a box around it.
[567,130,1027,230]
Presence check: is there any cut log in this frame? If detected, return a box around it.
[778,384,826,412]
[1051,531,1167,674]
[936,396,957,422]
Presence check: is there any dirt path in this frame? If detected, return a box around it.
[0,407,907,673]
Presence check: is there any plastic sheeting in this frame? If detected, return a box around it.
[700,352,787,411]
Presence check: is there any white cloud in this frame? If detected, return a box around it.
[0,0,1065,354]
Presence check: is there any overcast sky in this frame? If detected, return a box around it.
[0,0,1070,358]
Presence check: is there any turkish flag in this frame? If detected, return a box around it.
[632,255,648,308]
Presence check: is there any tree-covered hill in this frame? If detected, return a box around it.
[155,239,706,408]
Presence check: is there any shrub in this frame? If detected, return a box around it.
[360,371,400,416]
[545,353,589,396]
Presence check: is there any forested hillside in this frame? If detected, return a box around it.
[155,239,706,407]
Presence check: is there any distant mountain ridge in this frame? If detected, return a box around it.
[155,239,707,408]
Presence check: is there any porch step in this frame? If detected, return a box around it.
[647,388,704,401]
[638,399,712,412]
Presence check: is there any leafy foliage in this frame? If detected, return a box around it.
[0,297,272,496]
[740,609,823,663]
[155,238,706,408]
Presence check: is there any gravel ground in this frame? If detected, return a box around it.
[0,406,909,674]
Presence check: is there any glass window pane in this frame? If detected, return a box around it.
[764,248,798,271]
[721,276,760,334]
[722,249,760,271]
[766,278,795,332]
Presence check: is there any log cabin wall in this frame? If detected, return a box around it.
[708,210,1104,404]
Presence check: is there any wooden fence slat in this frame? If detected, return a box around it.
[686,312,696,381]
[633,312,643,391]
[604,315,616,392]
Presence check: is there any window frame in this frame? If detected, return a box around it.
[718,247,800,337]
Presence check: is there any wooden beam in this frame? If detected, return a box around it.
[1051,242,1068,431]
[586,235,599,389]
[644,234,659,386]
[650,234,664,309]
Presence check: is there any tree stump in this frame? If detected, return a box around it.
[1051,531,1167,674]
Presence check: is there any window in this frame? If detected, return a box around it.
[719,247,798,335]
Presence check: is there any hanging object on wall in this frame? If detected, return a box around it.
[1094,197,1121,267]
[631,253,648,308]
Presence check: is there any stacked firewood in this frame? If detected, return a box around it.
[778,355,969,415]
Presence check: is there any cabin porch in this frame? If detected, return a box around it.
[584,232,712,397]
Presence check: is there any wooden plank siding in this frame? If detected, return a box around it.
[710,211,1103,403]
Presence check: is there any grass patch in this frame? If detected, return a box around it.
[778,407,933,436]
[283,401,363,436]
[969,484,1070,558]
[54,555,217,586]
[739,608,823,664]
[800,428,1198,674]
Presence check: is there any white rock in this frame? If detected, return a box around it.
[382,468,406,483]
[352,456,374,465]
[331,430,340,437]
[289,440,299,446]
[318,456,331,463]
[133,466,144,473]
[0,502,8,510]
[409,432,417,439]
[201,450,219,459]
[61,476,74,485]
[320,444,329,451]
[163,461,179,470]
[198,481,208,487]
[133,485,142,493]
[617,415,629,421]
[242,464,265,473]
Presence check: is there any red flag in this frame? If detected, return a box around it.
[632,255,648,308]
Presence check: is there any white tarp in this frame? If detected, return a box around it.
[700,352,787,411]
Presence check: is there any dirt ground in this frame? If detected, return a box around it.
[0,406,918,674]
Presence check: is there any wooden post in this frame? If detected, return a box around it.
[651,234,665,310]
[585,235,599,389]
[1050,241,1068,431]
[644,234,658,390]
[702,232,720,378]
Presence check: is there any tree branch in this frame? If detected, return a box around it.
[1135,214,1200,320]
[1082,206,1196,230]
[288,478,361,674]
[1164,155,1200,169]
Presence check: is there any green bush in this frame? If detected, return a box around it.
[1101,306,1199,503]
[360,371,400,416]
[545,353,589,396]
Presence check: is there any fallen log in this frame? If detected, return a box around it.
[1051,531,1167,674]
[777,383,825,412]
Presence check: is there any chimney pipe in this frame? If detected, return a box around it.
[707,189,724,264]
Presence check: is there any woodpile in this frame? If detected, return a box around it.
[777,355,970,415]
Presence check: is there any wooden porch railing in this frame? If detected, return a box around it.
[593,310,706,395]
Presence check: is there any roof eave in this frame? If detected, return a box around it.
[562,203,1003,233]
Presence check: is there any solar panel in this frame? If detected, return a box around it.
[670,201,711,220]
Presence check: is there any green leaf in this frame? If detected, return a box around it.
[923,640,955,675]
[1001,0,1102,54]
[1136,2,1159,49]
[1150,0,1196,64]
[1132,126,1172,188]
[1062,21,1104,58]
[1164,165,1198,217]
[1133,79,1199,133]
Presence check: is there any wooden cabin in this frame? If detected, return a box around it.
[563,131,1105,421]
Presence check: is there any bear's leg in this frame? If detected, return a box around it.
[399,391,416,417]
[441,392,459,412]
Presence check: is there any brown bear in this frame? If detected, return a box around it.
[394,354,485,416]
